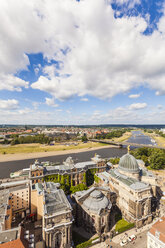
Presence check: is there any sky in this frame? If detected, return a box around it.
[0,0,165,125]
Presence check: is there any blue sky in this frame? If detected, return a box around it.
[0,0,165,125]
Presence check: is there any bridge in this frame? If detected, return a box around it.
[90,139,165,149]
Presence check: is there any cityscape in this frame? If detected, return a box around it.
[0,1,165,248]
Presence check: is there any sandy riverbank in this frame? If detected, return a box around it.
[0,144,116,162]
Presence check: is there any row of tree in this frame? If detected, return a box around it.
[95,130,126,140]
[10,134,53,145]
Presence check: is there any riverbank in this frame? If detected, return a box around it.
[0,143,116,162]
[144,131,165,147]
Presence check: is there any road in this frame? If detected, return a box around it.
[0,147,127,179]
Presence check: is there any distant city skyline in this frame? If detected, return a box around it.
[0,0,165,125]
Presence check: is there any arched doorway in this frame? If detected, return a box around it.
[54,232,62,248]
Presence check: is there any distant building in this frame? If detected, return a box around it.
[147,216,165,248]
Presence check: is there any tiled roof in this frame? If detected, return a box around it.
[0,227,29,248]
[149,216,165,244]
[0,239,27,248]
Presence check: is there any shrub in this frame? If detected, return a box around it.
[94,175,101,183]
[70,183,88,193]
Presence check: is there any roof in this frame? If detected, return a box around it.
[109,169,149,190]
[0,239,26,248]
[118,153,140,173]
[43,182,72,215]
[149,216,165,244]
[0,227,29,248]
[0,228,18,243]
[74,187,112,214]
[0,180,29,189]
[82,189,111,214]
[0,189,10,227]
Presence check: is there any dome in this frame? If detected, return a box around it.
[83,190,111,213]
[118,153,140,173]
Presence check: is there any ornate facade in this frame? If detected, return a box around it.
[72,187,116,238]
[42,182,73,248]
[101,153,156,227]
[29,154,109,186]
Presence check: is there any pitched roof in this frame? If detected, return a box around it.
[0,227,29,248]
[149,216,165,244]
[0,239,26,248]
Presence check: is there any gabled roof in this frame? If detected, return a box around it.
[149,216,165,244]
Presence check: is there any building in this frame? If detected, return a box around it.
[0,226,30,248]
[29,155,109,186]
[10,184,30,218]
[31,183,44,220]
[29,181,73,247]
[101,152,156,227]
[147,216,165,248]
[0,190,12,231]
[42,182,73,248]
[72,186,116,239]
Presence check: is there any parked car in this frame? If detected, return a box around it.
[120,239,128,246]
[128,234,136,242]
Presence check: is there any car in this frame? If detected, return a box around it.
[128,234,136,242]
[120,239,128,246]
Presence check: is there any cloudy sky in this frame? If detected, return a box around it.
[0,0,165,125]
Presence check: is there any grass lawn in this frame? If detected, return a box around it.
[0,142,108,155]
[115,218,134,234]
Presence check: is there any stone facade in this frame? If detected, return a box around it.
[107,153,155,227]
[72,187,116,239]
[42,182,73,248]
[29,155,109,187]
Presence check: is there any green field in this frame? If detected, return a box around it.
[0,142,108,155]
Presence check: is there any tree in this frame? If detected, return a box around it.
[81,135,88,142]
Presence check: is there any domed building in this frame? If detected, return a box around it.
[118,153,140,180]
[72,187,116,237]
[107,151,155,228]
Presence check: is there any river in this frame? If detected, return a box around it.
[0,131,156,179]
[126,130,157,146]
[0,147,127,179]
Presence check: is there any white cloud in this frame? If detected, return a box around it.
[0,73,28,91]
[1,0,165,101]
[81,98,89,102]
[0,103,164,125]
[129,93,141,99]
[128,102,147,110]
[0,99,19,110]
[45,97,59,107]
[18,108,31,115]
